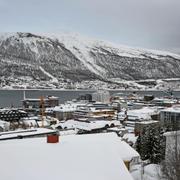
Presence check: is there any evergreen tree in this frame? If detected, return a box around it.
[135,127,151,160]
[135,126,165,163]
[136,134,142,155]
[150,127,165,163]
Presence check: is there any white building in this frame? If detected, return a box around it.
[118,107,159,130]
[92,90,110,103]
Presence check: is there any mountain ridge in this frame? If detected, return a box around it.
[0,32,180,89]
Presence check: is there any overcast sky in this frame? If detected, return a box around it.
[0,0,180,53]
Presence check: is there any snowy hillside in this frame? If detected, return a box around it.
[0,32,180,89]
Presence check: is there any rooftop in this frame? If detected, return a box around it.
[0,133,136,180]
[160,106,180,113]
[164,130,180,136]
[0,128,57,140]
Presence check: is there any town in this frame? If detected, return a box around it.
[0,90,179,180]
[1,0,180,179]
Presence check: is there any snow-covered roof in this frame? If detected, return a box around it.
[122,133,138,144]
[153,98,177,104]
[46,102,89,113]
[23,96,59,101]
[90,108,114,112]
[0,120,10,125]
[164,130,180,137]
[0,128,57,140]
[53,104,77,112]
[160,106,180,113]
[119,107,158,120]
[0,108,27,114]
[107,127,122,132]
[54,119,120,131]
[21,116,39,120]
[0,133,135,180]
[125,126,135,133]
[135,120,159,124]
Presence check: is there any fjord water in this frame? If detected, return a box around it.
[0,89,180,108]
[0,90,95,108]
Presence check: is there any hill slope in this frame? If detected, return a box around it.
[0,32,180,89]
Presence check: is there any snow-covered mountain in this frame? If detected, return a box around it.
[0,32,180,89]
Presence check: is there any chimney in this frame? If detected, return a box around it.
[47,133,59,143]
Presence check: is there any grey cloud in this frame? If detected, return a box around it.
[0,0,180,53]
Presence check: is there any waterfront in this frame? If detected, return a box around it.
[0,89,180,108]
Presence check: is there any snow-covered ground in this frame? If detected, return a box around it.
[43,32,180,60]
[39,66,58,83]
[1,32,180,90]
[2,77,180,90]
[131,164,162,180]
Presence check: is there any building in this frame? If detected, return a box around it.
[92,90,110,103]
[160,106,180,130]
[77,93,92,101]
[0,108,28,122]
[74,108,115,120]
[134,120,159,136]
[118,107,159,130]
[22,96,59,111]
[73,102,115,119]
[0,133,138,180]
[164,130,180,157]
[53,105,76,121]
[20,116,58,128]
[111,101,121,112]
[163,130,180,180]
[46,101,88,121]
[151,98,177,107]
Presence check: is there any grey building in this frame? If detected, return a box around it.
[160,107,180,130]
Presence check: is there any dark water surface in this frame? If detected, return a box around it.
[0,89,180,108]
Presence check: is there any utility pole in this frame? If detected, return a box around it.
[40,96,45,128]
